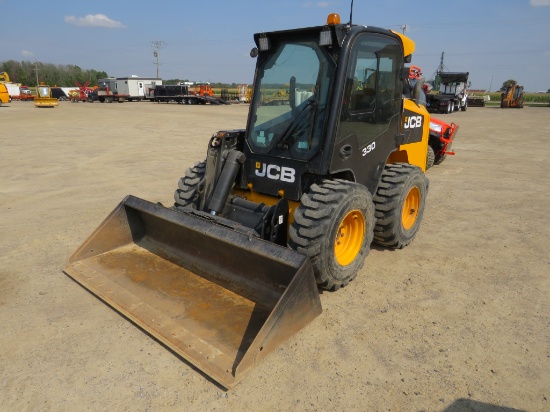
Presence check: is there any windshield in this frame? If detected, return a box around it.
[248,40,334,160]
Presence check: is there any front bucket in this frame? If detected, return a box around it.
[64,195,321,388]
[34,98,59,107]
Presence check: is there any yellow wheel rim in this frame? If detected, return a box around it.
[402,186,420,230]
[334,210,365,266]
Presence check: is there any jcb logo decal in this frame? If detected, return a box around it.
[404,115,423,129]
[255,162,295,183]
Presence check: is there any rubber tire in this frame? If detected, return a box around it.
[373,163,427,249]
[434,152,447,165]
[426,145,435,170]
[289,179,375,291]
[174,160,206,209]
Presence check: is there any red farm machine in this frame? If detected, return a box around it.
[69,81,94,103]
[426,117,458,168]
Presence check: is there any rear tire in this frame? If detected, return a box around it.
[426,145,435,170]
[174,160,206,209]
[289,179,375,291]
[373,164,427,249]
[434,152,447,165]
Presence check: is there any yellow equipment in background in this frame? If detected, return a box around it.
[500,81,524,108]
[0,84,9,106]
[34,84,59,108]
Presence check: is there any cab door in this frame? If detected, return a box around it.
[330,33,403,194]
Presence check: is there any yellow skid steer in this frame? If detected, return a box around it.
[65,13,431,388]
[34,84,59,107]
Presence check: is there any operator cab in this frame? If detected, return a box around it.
[244,15,415,199]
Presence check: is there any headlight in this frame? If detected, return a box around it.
[429,122,442,133]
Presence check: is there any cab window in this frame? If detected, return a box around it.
[338,34,402,147]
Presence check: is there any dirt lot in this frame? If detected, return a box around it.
[1,101,548,411]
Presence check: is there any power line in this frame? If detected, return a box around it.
[393,16,550,30]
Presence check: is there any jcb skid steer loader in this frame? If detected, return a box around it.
[64,13,430,388]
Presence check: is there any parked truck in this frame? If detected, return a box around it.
[426,71,469,114]
[188,82,214,97]
[13,86,36,102]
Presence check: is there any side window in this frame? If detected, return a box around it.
[338,34,402,147]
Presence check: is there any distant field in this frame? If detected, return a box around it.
[472,92,550,106]
[27,86,549,106]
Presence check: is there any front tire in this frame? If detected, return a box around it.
[289,179,375,291]
[174,160,206,209]
[373,164,427,249]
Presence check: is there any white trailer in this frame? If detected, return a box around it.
[115,76,162,101]
[4,83,21,99]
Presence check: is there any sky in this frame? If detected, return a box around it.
[1,0,550,92]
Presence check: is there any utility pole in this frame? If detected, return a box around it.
[152,41,164,78]
[438,52,445,73]
[433,51,445,90]
[33,61,39,89]
[400,24,408,34]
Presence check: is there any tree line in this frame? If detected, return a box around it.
[2,61,546,93]
[0,60,108,87]
[1,61,251,90]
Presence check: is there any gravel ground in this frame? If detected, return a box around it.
[0,101,548,411]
